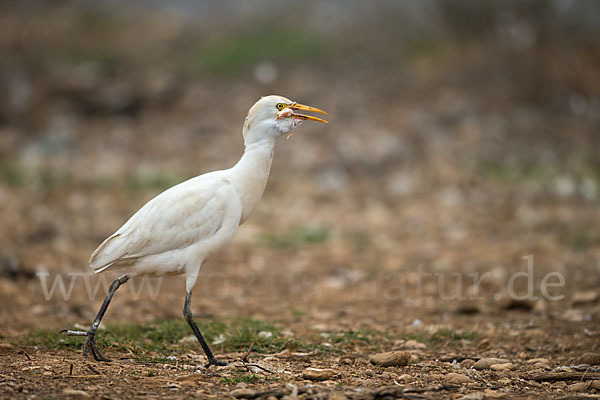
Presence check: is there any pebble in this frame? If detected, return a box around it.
[531,362,549,370]
[483,389,506,398]
[458,392,484,400]
[364,369,375,377]
[473,358,510,370]
[301,367,336,381]
[445,372,471,384]
[526,358,549,364]
[591,381,600,390]
[577,352,600,365]
[402,340,426,350]
[498,378,511,385]
[328,392,348,400]
[339,357,353,365]
[572,290,598,305]
[230,388,256,399]
[568,382,589,392]
[369,351,410,367]
[381,371,396,380]
[62,388,91,398]
[490,362,515,371]
[460,359,475,369]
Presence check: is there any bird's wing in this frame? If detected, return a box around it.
[89,173,239,272]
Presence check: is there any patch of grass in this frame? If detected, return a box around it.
[21,319,193,359]
[260,226,330,248]
[398,329,479,346]
[16,319,480,359]
[0,162,25,187]
[480,162,552,184]
[430,329,479,342]
[407,35,441,61]
[17,318,308,358]
[566,226,600,250]
[344,231,372,251]
[197,29,323,74]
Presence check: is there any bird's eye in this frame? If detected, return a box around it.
[276,103,284,110]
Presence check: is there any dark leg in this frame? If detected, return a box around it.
[183,291,227,368]
[61,275,129,362]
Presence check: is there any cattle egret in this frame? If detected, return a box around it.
[62,95,328,367]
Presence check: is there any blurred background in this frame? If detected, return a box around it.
[0,0,599,334]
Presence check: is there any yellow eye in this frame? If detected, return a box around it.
[276,103,285,110]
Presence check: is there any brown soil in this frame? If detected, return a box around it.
[1,2,599,399]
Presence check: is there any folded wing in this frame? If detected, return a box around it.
[90,174,236,272]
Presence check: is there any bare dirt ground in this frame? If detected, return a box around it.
[1,2,600,399]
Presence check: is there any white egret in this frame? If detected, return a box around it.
[62,95,328,366]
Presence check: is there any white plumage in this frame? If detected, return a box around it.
[90,173,243,291]
[63,95,328,366]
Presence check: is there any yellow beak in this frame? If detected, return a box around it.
[290,103,329,123]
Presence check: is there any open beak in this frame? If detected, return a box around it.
[290,103,329,123]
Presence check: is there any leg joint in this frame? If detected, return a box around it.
[183,304,193,322]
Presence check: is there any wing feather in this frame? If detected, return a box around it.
[90,174,233,272]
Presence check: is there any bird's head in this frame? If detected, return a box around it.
[243,95,328,145]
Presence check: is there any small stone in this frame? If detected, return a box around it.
[483,389,506,398]
[0,343,14,350]
[369,351,410,367]
[230,388,256,399]
[364,369,375,377]
[577,352,600,365]
[590,380,600,390]
[473,358,510,370]
[339,357,353,365]
[398,374,412,382]
[572,291,598,306]
[526,358,549,364]
[62,389,91,398]
[458,392,484,400]
[460,359,475,369]
[178,335,196,344]
[235,382,248,389]
[568,382,589,392]
[490,362,515,371]
[531,362,549,370]
[498,378,511,385]
[445,372,471,384]
[403,340,426,350]
[328,393,348,400]
[301,367,336,381]
[381,371,396,380]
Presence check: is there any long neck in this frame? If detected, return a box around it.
[230,138,275,224]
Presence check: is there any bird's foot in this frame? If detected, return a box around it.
[203,358,228,368]
[60,329,111,362]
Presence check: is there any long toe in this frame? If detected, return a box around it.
[85,335,112,362]
[89,342,111,362]
[204,359,228,368]
[61,329,89,336]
